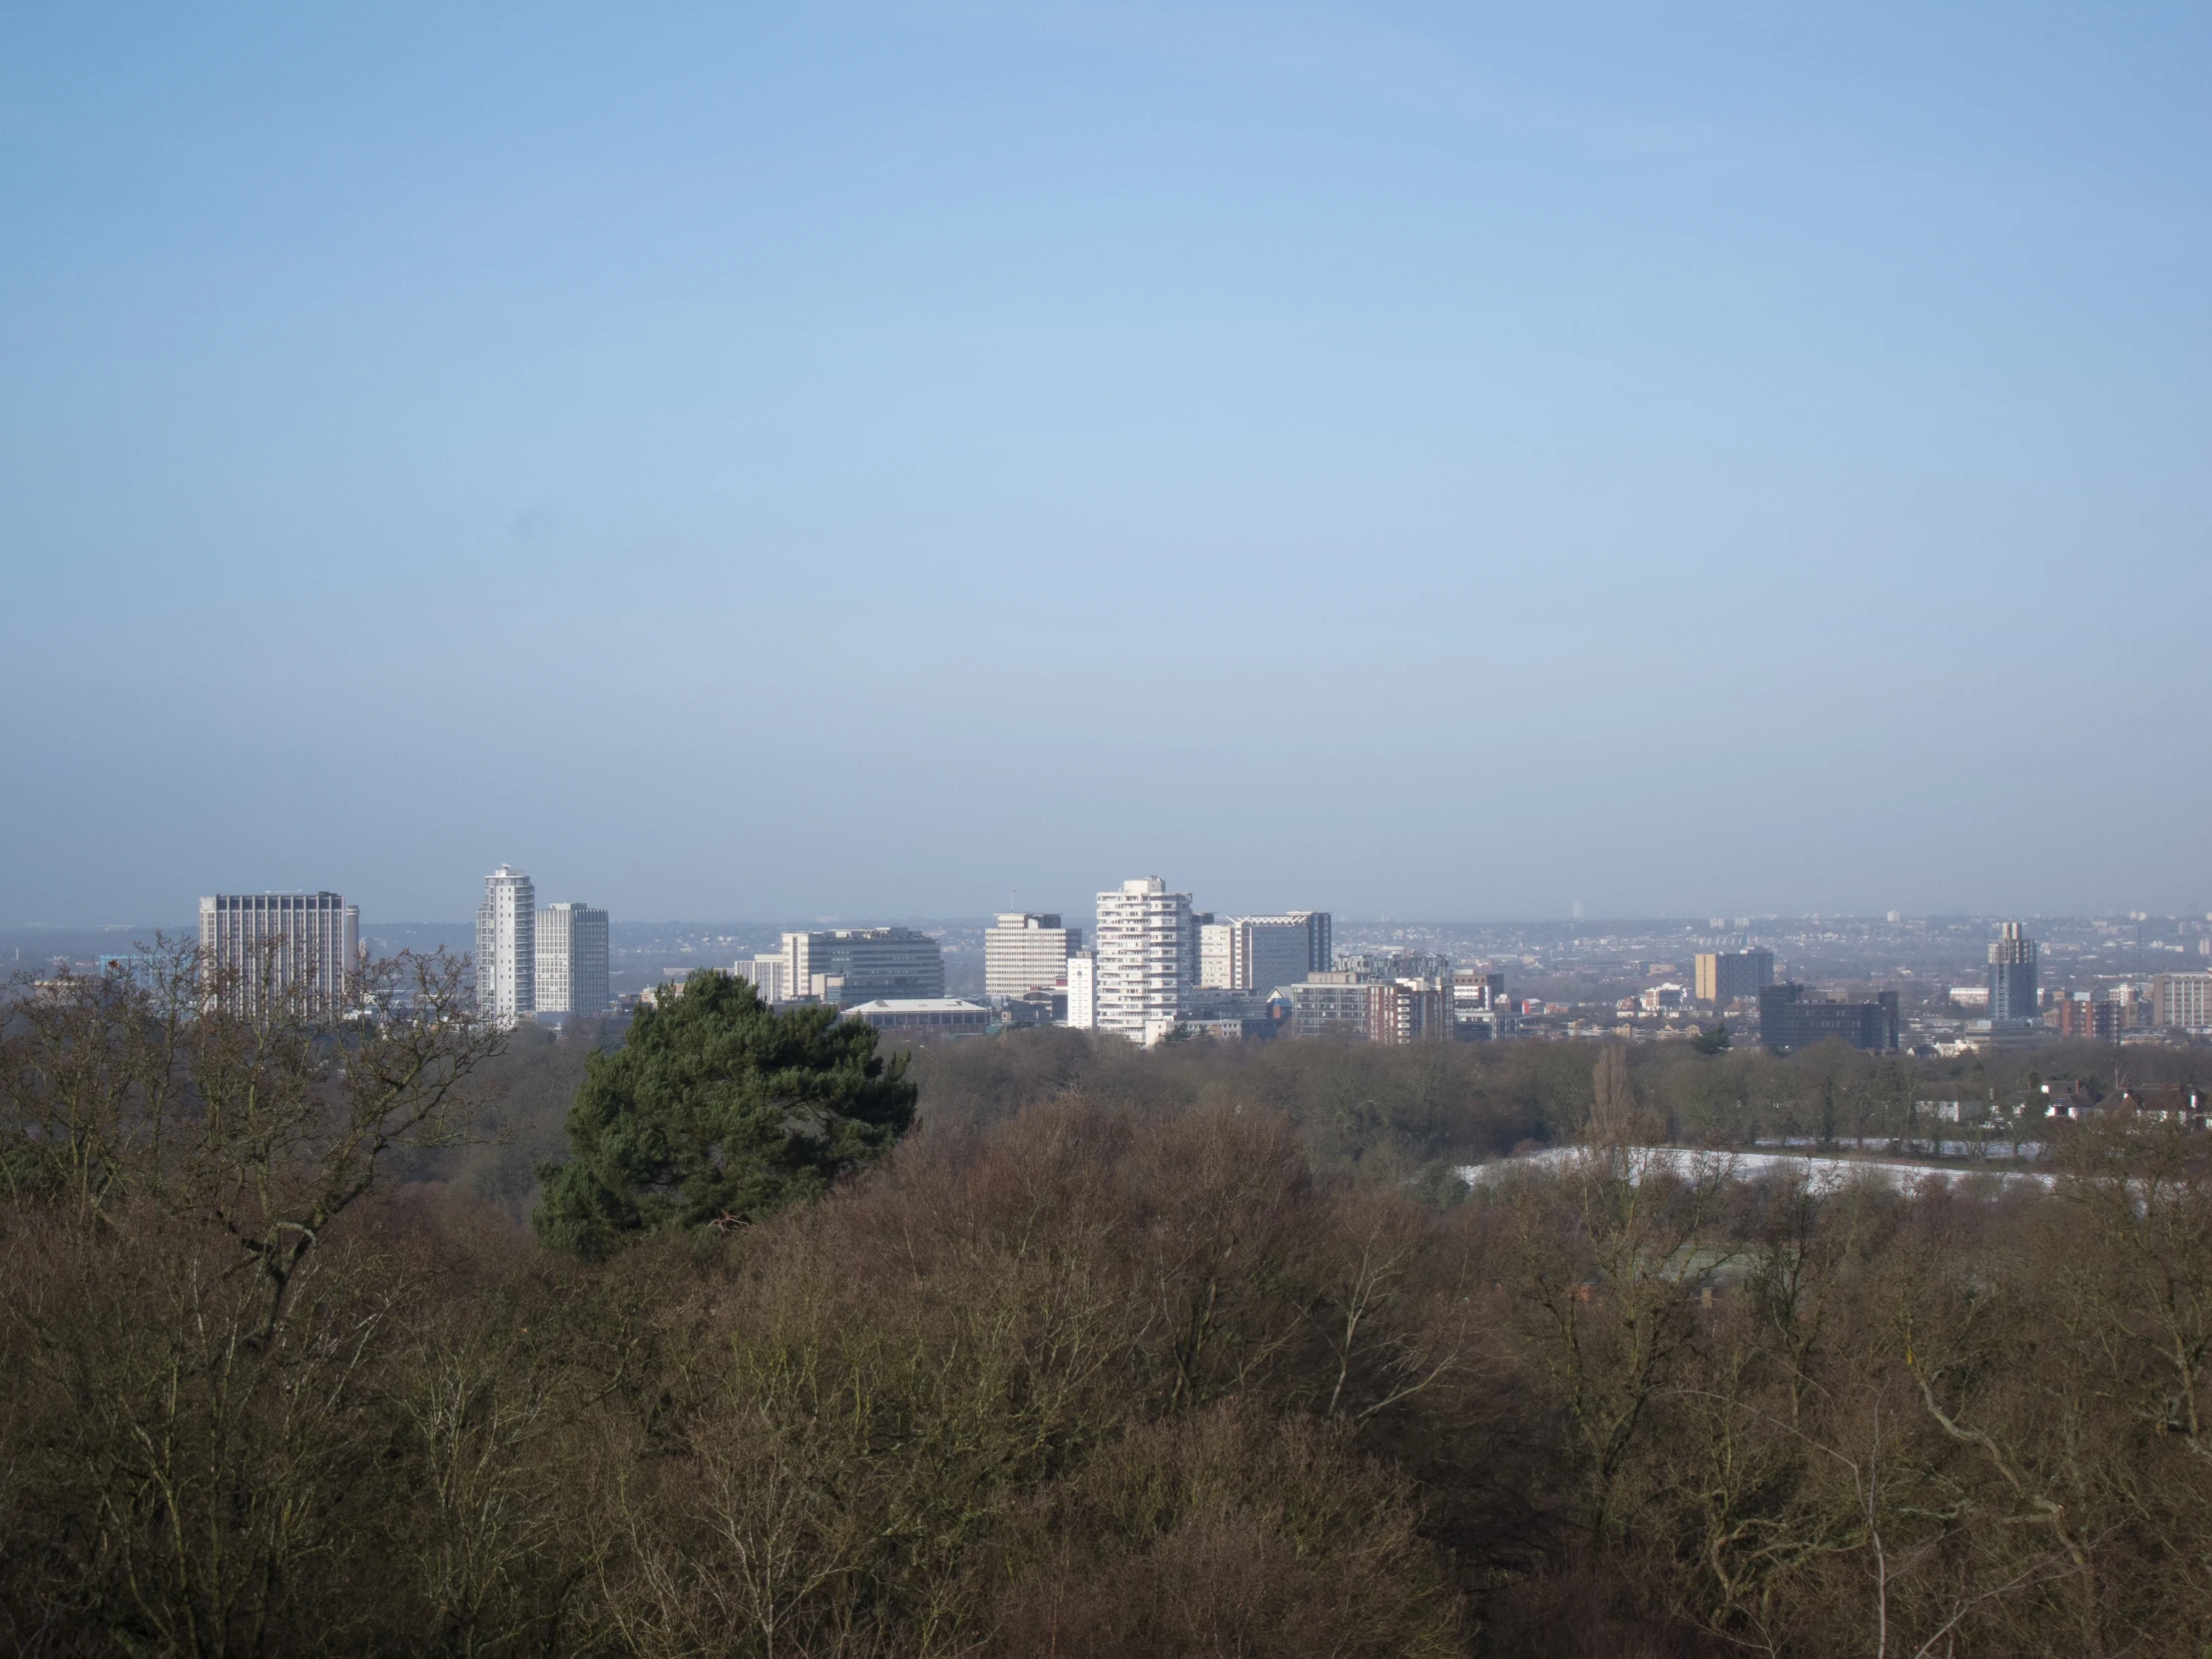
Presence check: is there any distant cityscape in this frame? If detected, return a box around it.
[5,870,2198,1054]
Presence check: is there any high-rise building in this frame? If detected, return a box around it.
[535,901,609,1015]
[1694,949,1774,1007]
[1065,951,1098,1029]
[777,927,943,1006]
[1198,913,1335,993]
[1094,876,1192,1043]
[2152,973,2212,1033]
[476,865,536,1027]
[1758,983,1900,1053]
[1987,922,2039,1022]
[985,912,1083,998]
[198,891,358,1013]
[734,955,792,1003]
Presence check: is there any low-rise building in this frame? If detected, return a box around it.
[842,999,989,1036]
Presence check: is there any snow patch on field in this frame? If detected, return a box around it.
[1458,1146,2055,1194]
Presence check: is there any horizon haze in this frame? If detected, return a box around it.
[3,3,2206,925]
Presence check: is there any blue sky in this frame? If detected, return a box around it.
[2,2,2206,924]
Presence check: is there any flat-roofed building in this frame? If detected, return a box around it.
[1197,912,1334,993]
[1271,976,1452,1044]
[1987,922,2039,1022]
[1274,978,1379,1040]
[475,865,536,1027]
[735,955,792,1003]
[535,902,609,1015]
[2153,972,2212,1033]
[1066,951,1097,1029]
[778,927,944,1006]
[2051,992,2127,1041]
[1454,969,1506,1012]
[1095,877,1192,1043]
[199,890,358,1013]
[1339,949,1450,984]
[1758,983,1900,1053]
[1694,949,1774,1007]
[842,998,989,1036]
[985,912,1083,998]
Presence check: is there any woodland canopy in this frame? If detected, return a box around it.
[1,946,2207,1657]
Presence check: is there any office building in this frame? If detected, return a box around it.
[776,927,944,1006]
[535,902,609,1016]
[1066,951,1097,1029]
[1758,983,1900,1053]
[1987,922,2039,1022]
[1694,949,1774,1008]
[1094,876,1192,1043]
[475,865,536,1027]
[1197,912,1334,993]
[2153,973,2212,1033]
[734,955,793,1003]
[198,891,358,1013]
[984,912,1083,998]
[842,998,990,1037]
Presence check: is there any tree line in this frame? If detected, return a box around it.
[1,952,2206,1656]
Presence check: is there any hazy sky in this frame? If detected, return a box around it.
[3,3,2206,926]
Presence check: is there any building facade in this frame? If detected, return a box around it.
[535,901,609,1015]
[1337,949,1452,984]
[1094,876,1192,1043]
[1694,949,1775,1007]
[735,955,793,1003]
[1987,922,2039,1022]
[1197,913,1333,993]
[778,927,944,1006]
[1758,982,1900,1053]
[1065,951,1098,1029]
[842,998,990,1036]
[984,912,1083,998]
[1269,974,1452,1044]
[2152,972,2212,1033]
[1376,978,1455,1044]
[1273,977,1381,1040]
[2051,993,2126,1042]
[198,891,358,1013]
[476,865,536,1027]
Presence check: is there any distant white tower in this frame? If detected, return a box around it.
[1065,951,1097,1029]
[1093,876,1192,1044]
[536,901,609,1015]
[475,865,535,1027]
